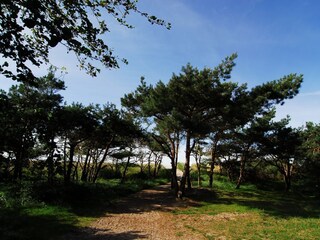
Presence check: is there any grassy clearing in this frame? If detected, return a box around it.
[174,176,320,240]
[0,178,167,240]
[1,174,319,240]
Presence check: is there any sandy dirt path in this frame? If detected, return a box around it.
[64,184,207,240]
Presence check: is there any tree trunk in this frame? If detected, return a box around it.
[197,165,201,188]
[121,155,131,184]
[236,154,247,189]
[46,137,56,184]
[63,138,68,181]
[47,151,54,184]
[180,130,192,196]
[165,131,179,197]
[72,156,80,181]
[284,174,291,191]
[147,152,152,177]
[13,156,22,181]
[283,161,292,191]
[13,149,24,181]
[156,157,162,177]
[92,147,110,183]
[209,141,218,188]
[171,161,179,197]
[65,144,75,184]
[153,154,160,178]
[81,148,91,182]
[194,149,201,188]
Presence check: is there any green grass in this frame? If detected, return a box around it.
[189,213,320,240]
[2,174,320,240]
[173,176,320,240]
[0,206,78,240]
[0,178,168,240]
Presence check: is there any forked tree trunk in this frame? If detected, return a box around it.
[93,143,112,183]
[121,155,131,184]
[81,148,91,182]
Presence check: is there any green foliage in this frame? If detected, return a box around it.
[98,165,122,179]
[0,182,42,209]
[157,168,172,179]
[0,70,65,181]
[177,162,185,171]
[122,54,303,195]
[0,0,170,82]
[293,122,320,195]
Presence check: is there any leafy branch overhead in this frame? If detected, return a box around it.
[0,0,170,83]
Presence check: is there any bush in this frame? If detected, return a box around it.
[0,182,42,209]
[129,171,149,180]
[98,167,121,179]
[157,168,171,179]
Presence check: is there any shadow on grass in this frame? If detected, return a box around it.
[0,208,149,240]
[184,186,320,219]
[0,208,77,240]
[62,227,148,240]
[0,180,169,240]
[60,181,319,219]
[33,180,173,217]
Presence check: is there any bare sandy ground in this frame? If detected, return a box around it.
[63,184,208,240]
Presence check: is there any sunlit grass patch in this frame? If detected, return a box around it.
[175,177,320,240]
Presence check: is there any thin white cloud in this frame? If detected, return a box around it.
[300,91,320,97]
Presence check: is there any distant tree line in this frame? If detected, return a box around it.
[0,69,166,184]
[1,55,320,198]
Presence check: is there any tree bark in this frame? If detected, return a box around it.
[81,148,91,182]
[92,147,110,183]
[65,144,75,184]
[194,148,202,188]
[236,157,245,189]
[180,130,192,196]
[209,139,218,188]
[13,151,23,181]
[283,160,292,191]
[121,152,132,184]
[47,138,55,184]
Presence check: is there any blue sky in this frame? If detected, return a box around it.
[1,0,320,127]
